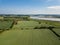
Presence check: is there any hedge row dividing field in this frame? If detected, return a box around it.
[53,29,60,35]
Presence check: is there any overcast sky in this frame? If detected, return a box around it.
[0,0,60,14]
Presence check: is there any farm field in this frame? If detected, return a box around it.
[0,21,13,30]
[13,21,39,29]
[0,21,60,45]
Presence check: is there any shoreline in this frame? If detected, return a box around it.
[30,17,60,21]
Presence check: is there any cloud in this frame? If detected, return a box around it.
[39,6,60,14]
[46,0,60,2]
[47,6,60,9]
[0,6,60,14]
[46,0,54,2]
[41,10,60,14]
[0,8,41,14]
[47,0,52,2]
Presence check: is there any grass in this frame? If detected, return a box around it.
[0,21,13,29]
[0,21,60,45]
[0,29,60,45]
[53,28,60,35]
[16,21,39,29]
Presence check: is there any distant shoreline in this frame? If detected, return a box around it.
[30,16,60,21]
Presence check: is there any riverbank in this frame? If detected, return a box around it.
[30,16,60,21]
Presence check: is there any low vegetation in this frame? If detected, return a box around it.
[0,20,14,33]
[0,16,60,45]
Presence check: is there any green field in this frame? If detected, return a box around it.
[0,21,13,30]
[0,21,60,45]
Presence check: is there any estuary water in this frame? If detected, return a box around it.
[30,16,60,21]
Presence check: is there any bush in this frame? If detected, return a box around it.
[48,26,55,30]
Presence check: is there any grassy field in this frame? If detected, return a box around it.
[0,21,60,45]
[13,21,39,29]
[0,21,13,30]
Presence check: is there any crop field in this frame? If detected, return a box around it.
[13,21,39,29]
[0,21,13,30]
[0,21,60,45]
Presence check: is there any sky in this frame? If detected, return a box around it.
[0,0,60,14]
